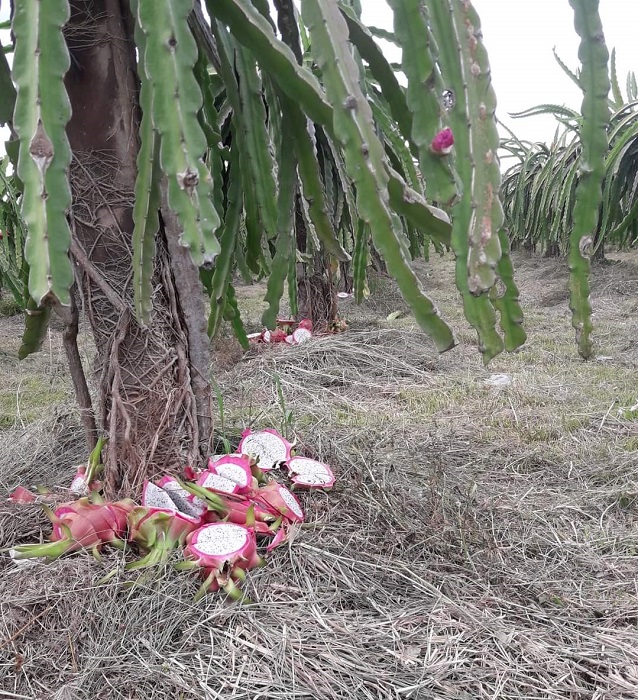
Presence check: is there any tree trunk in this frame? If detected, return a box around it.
[294,196,337,330]
[64,0,213,497]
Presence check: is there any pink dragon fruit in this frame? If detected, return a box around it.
[430,127,454,155]
[69,435,107,495]
[297,318,313,331]
[197,470,242,495]
[13,497,133,560]
[180,523,264,602]
[9,486,37,503]
[127,506,200,569]
[238,428,293,471]
[125,479,212,569]
[183,464,201,481]
[262,328,287,344]
[157,475,207,519]
[285,457,336,490]
[180,523,264,601]
[208,453,244,465]
[266,523,289,552]
[212,495,279,532]
[254,481,304,523]
[208,455,254,493]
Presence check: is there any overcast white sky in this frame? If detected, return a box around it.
[0,1,633,150]
[360,0,633,146]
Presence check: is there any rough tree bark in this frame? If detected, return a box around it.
[63,0,213,497]
[294,196,338,330]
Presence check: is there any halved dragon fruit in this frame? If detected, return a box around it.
[254,481,304,523]
[183,465,201,481]
[266,523,289,552]
[285,457,335,490]
[69,435,107,495]
[208,453,243,465]
[126,479,209,569]
[208,455,254,493]
[291,327,312,345]
[142,481,180,512]
[182,523,264,601]
[9,486,37,503]
[262,329,287,344]
[197,470,242,495]
[238,429,292,471]
[157,475,207,519]
[69,466,102,496]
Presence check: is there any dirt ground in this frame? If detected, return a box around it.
[1,251,637,699]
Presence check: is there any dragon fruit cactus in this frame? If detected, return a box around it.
[13,497,133,560]
[207,454,254,494]
[179,522,264,601]
[238,428,293,471]
[285,457,336,490]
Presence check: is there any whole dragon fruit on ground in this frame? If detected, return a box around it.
[13,496,133,560]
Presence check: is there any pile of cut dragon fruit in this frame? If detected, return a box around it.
[247,314,348,346]
[9,429,335,602]
[247,317,314,345]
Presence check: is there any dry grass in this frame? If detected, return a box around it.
[1,252,638,698]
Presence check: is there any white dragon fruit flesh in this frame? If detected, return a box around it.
[185,522,262,571]
[291,327,312,345]
[285,457,335,489]
[208,455,254,493]
[157,475,207,519]
[238,428,292,471]
[254,481,304,523]
[197,471,242,495]
[183,523,264,599]
[69,466,102,496]
[142,481,180,513]
[208,453,243,465]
